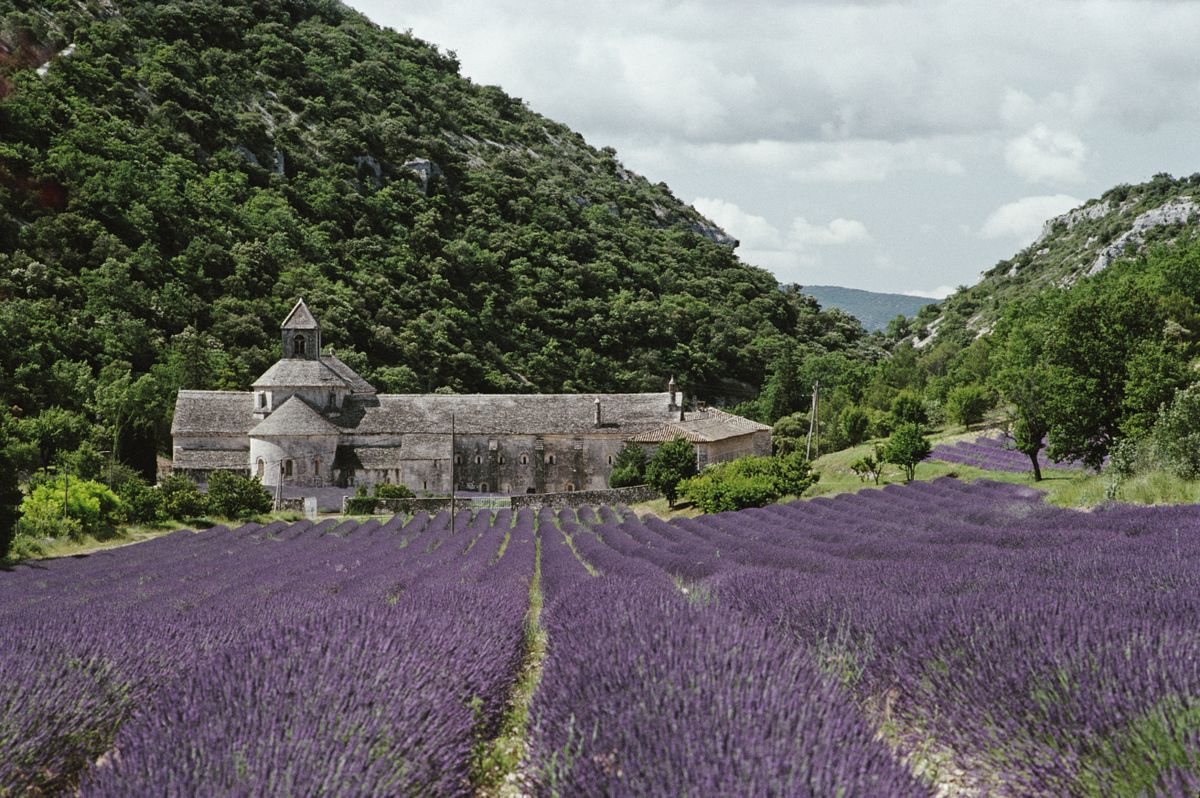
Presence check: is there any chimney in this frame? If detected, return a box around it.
[594,397,602,427]
[668,375,678,410]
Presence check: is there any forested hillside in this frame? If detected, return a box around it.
[877,172,1200,480]
[0,0,871,475]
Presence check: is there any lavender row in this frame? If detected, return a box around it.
[928,434,1087,474]
[1,511,534,796]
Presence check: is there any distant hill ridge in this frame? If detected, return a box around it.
[801,285,935,332]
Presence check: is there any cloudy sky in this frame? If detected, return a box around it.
[349,1,1200,297]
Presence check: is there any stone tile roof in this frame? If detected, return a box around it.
[171,449,248,470]
[253,358,349,389]
[627,408,771,444]
[171,391,257,436]
[250,396,341,437]
[321,355,376,394]
[281,298,319,329]
[340,393,676,436]
[251,355,375,392]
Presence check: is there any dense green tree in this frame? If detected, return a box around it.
[608,441,647,488]
[889,391,928,428]
[645,436,697,508]
[206,470,272,519]
[883,423,931,483]
[990,297,1057,481]
[771,412,808,456]
[0,412,22,559]
[1150,386,1200,480]
[839,406,871,447]
[944,384,992,429]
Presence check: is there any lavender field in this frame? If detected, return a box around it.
[928,434,1087,474]
[3,479,1200,796]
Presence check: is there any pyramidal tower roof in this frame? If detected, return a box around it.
[282,298,319,330]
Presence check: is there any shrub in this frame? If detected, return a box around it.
[16,476,122,540]
[346,496,378,514]
[945,384,992,429]
[850,444,886,485]
[207,471,272,519]
[609,442,647,488]
[645,436,698,508]
[681,452,818,513]
[118,479,166,524]
[159,474,208,520]
[374,482,415,499]
[884,423,932,483]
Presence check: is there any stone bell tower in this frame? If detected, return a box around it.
[281,298,320,360]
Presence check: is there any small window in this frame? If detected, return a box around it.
[256,458,265,478]
[422,481,428,491]
[520,454,528,465]
[284,459,293,477]
[474,455,482,465]
[499,455,505,464]
[454,455,462,465]
[545,454,556,465]
[607,455,613,465]
[292,335,306,356]
[257,393,266,409]
[479,482,488,492]
[566,483,576,492]
[313,458,321,476]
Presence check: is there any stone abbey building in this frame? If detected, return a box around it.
[171,301,770,493]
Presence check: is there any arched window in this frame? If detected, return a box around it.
[479,482,488,493]
[498,455,505,464]
[545,454,556,465]
[520,454,528,465]
[454,454,462,465]
[474,455,482,465]
[565,482,576,492]
[256,458,265,478]
[292,334,306,356]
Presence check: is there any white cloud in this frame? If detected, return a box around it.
[904,286,957,300]
[1005,124,1089,184]
[980,194,1082,243]
[789,217,872,246]
[691,196,782,249]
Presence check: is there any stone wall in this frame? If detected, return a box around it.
[276,497,306,513]
[510,484,659,511]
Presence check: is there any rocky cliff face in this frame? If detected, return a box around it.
[913,173,1200,346]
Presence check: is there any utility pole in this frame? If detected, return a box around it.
[805,381,820,461]
[449,413,456,536]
